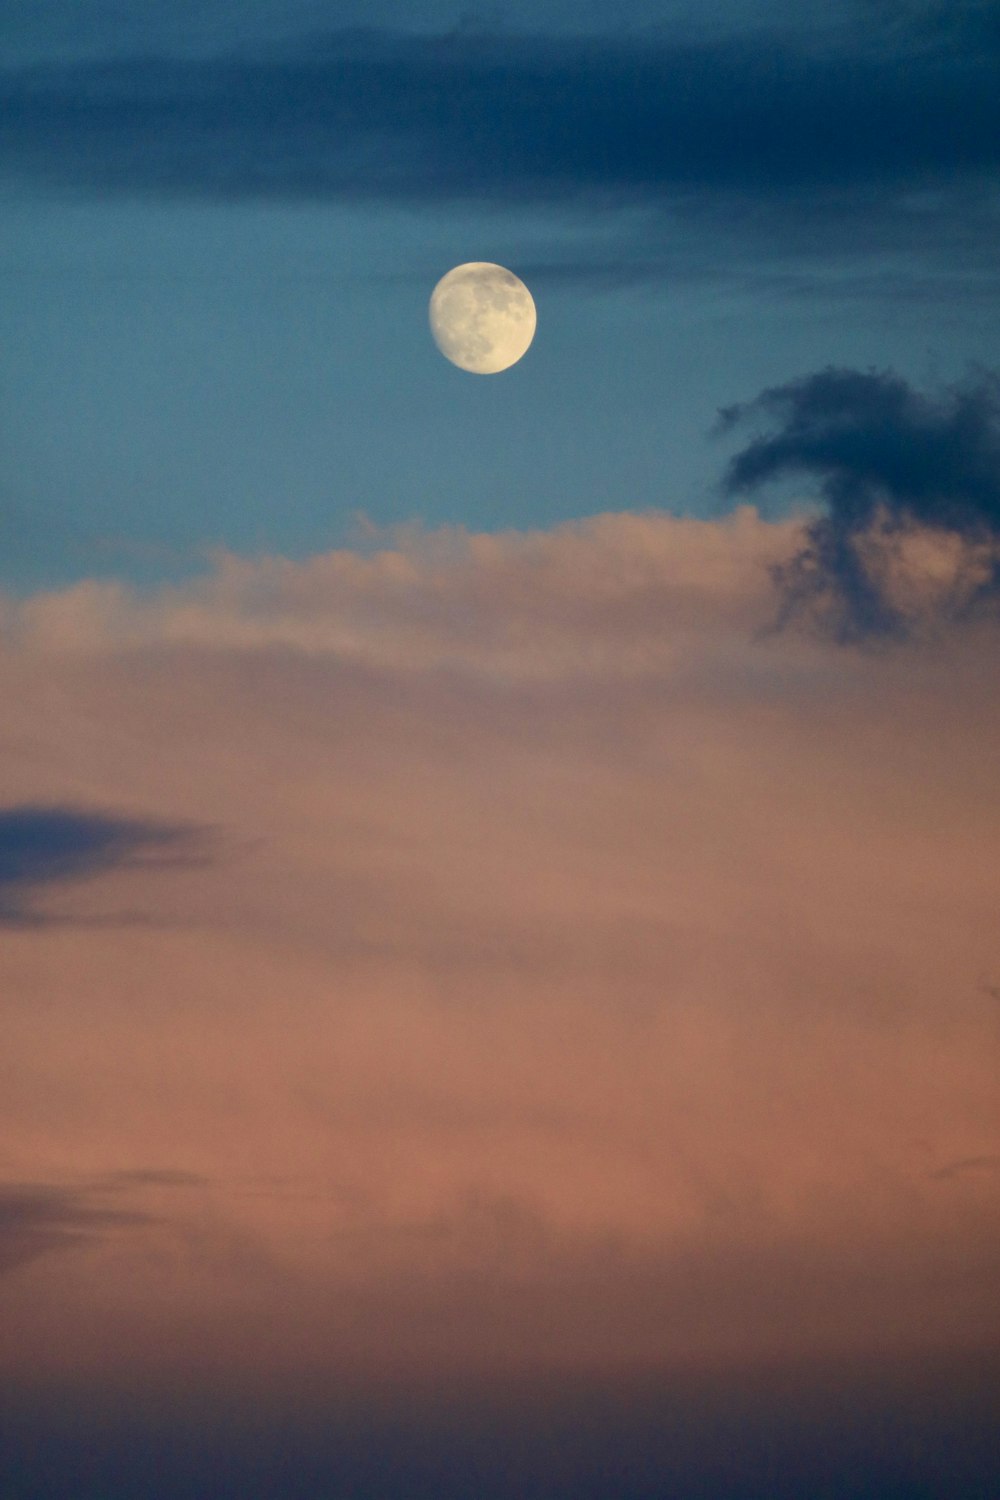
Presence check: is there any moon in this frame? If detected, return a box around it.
[429,262,537,374]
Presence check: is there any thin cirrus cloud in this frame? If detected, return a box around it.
[1,502,998,1389]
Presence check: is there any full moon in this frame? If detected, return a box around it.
[429,262,536,374]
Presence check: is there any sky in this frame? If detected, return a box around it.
[1,1,999,1497]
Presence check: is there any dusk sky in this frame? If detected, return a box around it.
[2,1,999,1496]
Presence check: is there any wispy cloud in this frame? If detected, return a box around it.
[1,13,995,295]
[720,367,1000,638]
[0,1180,150,1274]
[1,25,996,238]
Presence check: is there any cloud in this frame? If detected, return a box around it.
[6,508,794,673]
[719,367,1000,638]
[0,1181,150,1275]
[1,25,996,212]
[3,14,997,291]
[0,508,998,1386]
[0,803,209,924]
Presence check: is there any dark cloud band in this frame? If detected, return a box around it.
[1,27,997,205]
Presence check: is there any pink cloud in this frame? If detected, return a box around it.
[1,508,997,1383]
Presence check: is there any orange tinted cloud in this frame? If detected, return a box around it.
[1,508,998,1383]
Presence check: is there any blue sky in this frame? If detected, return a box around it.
[2,0,998,588]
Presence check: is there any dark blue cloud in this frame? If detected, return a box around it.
[0,803,207,923]
[1,24,996,207]
[720,366,1000,637]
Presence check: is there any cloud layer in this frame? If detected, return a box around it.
[3,23,998,198]
[2,18,997,284]
[7,507,790,669]
[2,506,998,1390]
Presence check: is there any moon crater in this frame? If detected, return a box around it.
[429,262,537,374]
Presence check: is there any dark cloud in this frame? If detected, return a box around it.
[719,367,1000,638]
[0,1182,150,1275]
[0,24,996,209]
[0,803,207,924]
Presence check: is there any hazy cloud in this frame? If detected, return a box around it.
[0,1181,150,1275]
[720,367,1000,638]
[1,509,997,1388]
